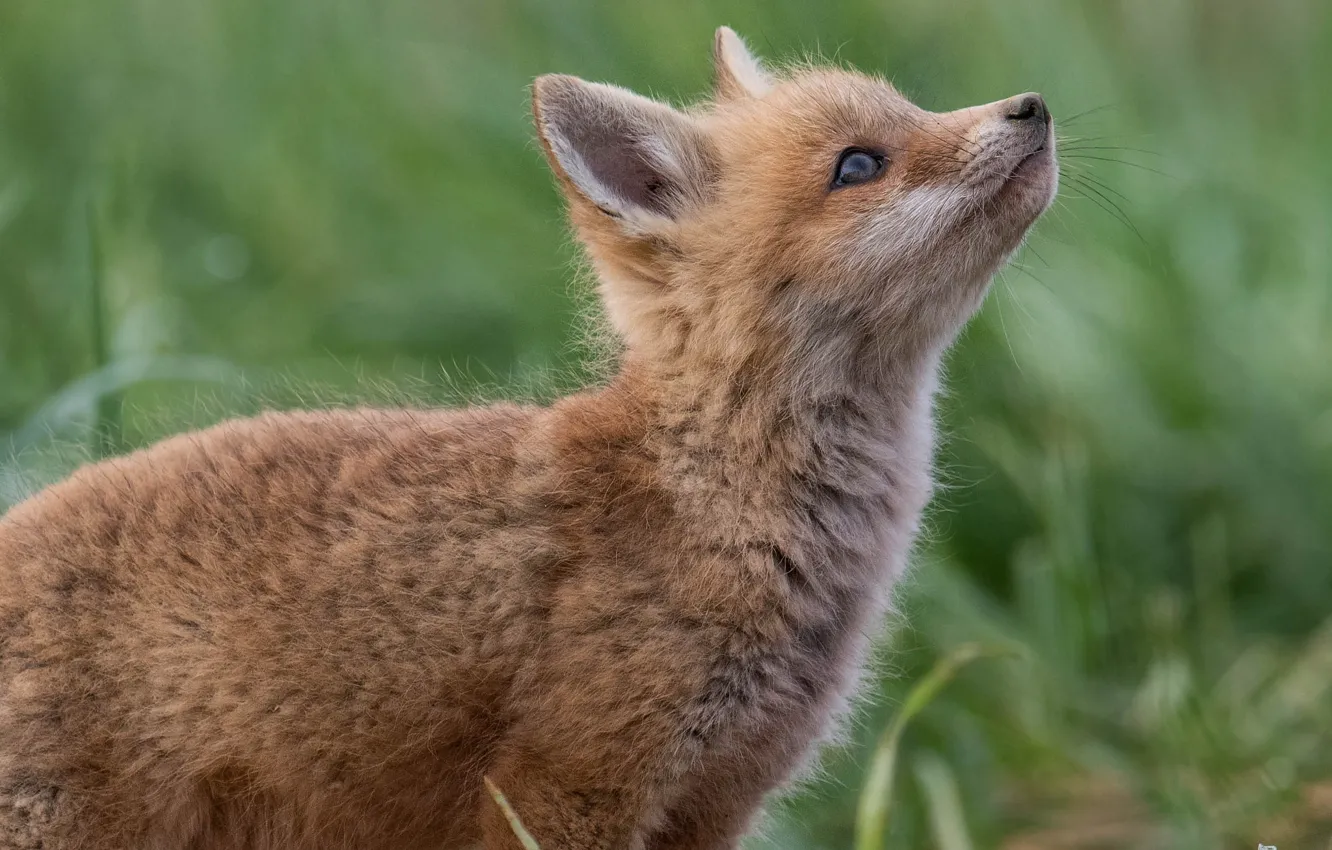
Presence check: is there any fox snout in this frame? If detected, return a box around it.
[952,90,1056,194]
[1002,92,1053,156]
[996,91,1053,157]
[1004,92,1050,126]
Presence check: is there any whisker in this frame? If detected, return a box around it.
[992,273,1028,372]
[1002,264,1046,318]
[1033,198,1079,243]
[1061,169,1132,204]
[1063,173,1130,214]
[1060,144,1164,158]
[1059,154,1175,178]
[1005,260,1057,298]
[1056,132,1156,146]
[1057,103,1120,125]
[1024,240,1051,269]
[1061,176,1146,243]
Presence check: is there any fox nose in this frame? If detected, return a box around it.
[1005,93,1049,125]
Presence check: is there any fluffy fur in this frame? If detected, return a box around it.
[0,28,1057,850]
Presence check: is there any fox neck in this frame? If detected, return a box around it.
[625,303,944,594]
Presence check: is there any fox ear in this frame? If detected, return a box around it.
[533,75,713,233]
[713,27,773,100]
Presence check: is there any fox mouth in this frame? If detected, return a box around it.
[1007,138,1053,180]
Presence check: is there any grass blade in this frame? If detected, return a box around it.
[484,775,542,850]
[913,750,975,850]
[854,642,1017,850]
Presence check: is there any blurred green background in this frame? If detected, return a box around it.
[2,0,1330,846]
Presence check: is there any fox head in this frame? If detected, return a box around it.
[533,28,1057,382]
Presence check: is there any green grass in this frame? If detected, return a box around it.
[854,644,1020,850]
[3,0,1331,847]
[486,777,545,850]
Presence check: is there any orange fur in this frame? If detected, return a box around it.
[0,28,1057,850]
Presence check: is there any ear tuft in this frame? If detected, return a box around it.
[713,27,774,101]
[533,74,712,232]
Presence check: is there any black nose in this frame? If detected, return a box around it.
[1006,93,1049,125]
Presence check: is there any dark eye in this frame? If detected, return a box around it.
[832,149,885,188]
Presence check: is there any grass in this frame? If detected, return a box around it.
[482,646,1011,850]
[854,644,1019,850]
[486,777,544,850]
[2,0,1331,847]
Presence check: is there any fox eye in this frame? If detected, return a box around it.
[832,149,885,188]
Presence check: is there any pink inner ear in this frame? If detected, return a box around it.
[561,118,680,216]
[539,79,685,218]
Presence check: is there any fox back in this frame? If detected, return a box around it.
[0,28,1057,850]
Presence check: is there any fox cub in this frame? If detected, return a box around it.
[0,27,1056,850]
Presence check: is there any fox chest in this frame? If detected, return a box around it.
[673,598,877,787]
